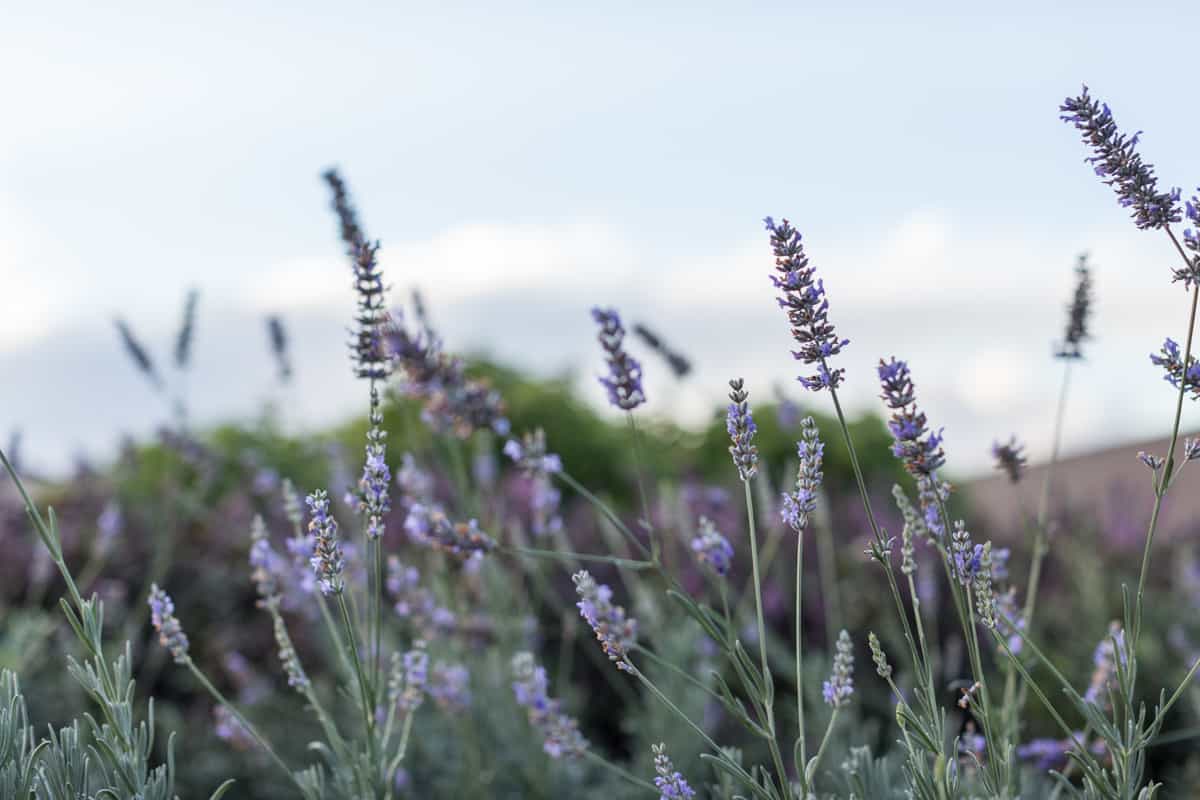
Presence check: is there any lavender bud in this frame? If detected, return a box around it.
[726,379,759,480]
[306,490,345,595]
[1150,338,1200,399]
[512,652,588,758]
[782,416,824,533]
[266,315,293,382]
[504,428,563,476]
[573,570,638,671]
[868,632,892,679]
[822,630,855,708]
[148,584,189,664]
[114,319,163,389]
[878,358,946,478]
[651,743,697,799]
[391,643,428,714]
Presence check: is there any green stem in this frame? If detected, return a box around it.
[186,661,299,786]
[795,529,808,774]
[556,471,650,558]
[504,545,655,571]
[632,644,723,702]
[805,708,840,786]
[626,413,660,562]
[742,480,771,687]
[336,593,379,758]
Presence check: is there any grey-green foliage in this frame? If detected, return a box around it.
[1,670,40,799]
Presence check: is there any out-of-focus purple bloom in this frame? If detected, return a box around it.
[96,501,122,556]
[632,323,692,379]
[726,379,758,480]
[511,652,588,758]
[1138,451,1165,472]
[591,307,646,410]
[1150,338,1200,399]
[396,453,434,502]
[992,436,1026,483]
[267,315,293,382]
[404,504,496,558]
[1084,621,1128,707]
[1177,193,1200,289]
[690,516,734,576]
[429,662,472,713]
[651,743,696,800]
[1060,86,1180,230]
[354,389,391,540]
[213,706,256,750]
[573,570,638,671]
[764,216,849,391]
[995,587,1026,655]
[1056,255,1093,358]
[822,630,855,708]
[306,490,345,595]
[782,416,824,533]
[114,319,163,389]
[386,555,456,638]
[504,429,563,475]
[149,584,189,664]
[391,643,429,714]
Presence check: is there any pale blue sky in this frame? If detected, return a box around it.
[3,1,1199,475]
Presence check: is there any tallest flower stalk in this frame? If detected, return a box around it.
[764,217,849,391]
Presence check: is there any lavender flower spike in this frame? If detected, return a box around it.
[355,387,391,540]
[726,378,758,480]
[1056,255,1093,359]
[822,629,855,707]
[782,416,824,533]
[651,743,697,800]
[591,307,646,410]
[1178,192,1200,289]
[306,489,345,595]
[1060,86,1180,230]
[573,570,638,671]
[512,652,588,758]
[148,584,189,664]
[764,217,849,391]
[992,436,1027,483]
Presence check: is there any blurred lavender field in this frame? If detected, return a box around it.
[7,5,1200,799]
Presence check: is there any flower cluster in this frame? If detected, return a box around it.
[951,521,982,587]
[348,240,392,381]
[823,629,855,708]
[403,504,496,559]
[249,515,286,609]
[690,516,733,576]
[782,416,824,533]
[1059,86,1180,230]
[632,323,692,378]
[573,570,638,671]
[322,167,365,255]
[1150,338,1200,399]
[764,216,849,390]
[992,436,1027,483]
[591,307,646,410]
[306,490,345,595]
[651,743,696,800]
[511,652,588,758]
[1056,255,1093,358]
[148,584,189,664]
[879,359,949,537]
[725,379,758,480]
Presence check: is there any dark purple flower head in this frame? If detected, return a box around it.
[1060,86,1180,230]
[726,378,758,480]
[114,319,163,389]
[763,217,849,391]
[878,358,945,478]
[991,436,1027,483]
[1150,337,1200,399]
[632,323,692,378]
[349,241,392,381]
[591,307,646,410]
[322,167,365,255]
[1056,255,1093,359]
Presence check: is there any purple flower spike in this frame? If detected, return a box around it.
[1150,337,1200,399]
[652,743,697,799]
[726,378,758,480]
[764,217,849,391]
[591,307,646,410]
[1060,86,1180,230]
